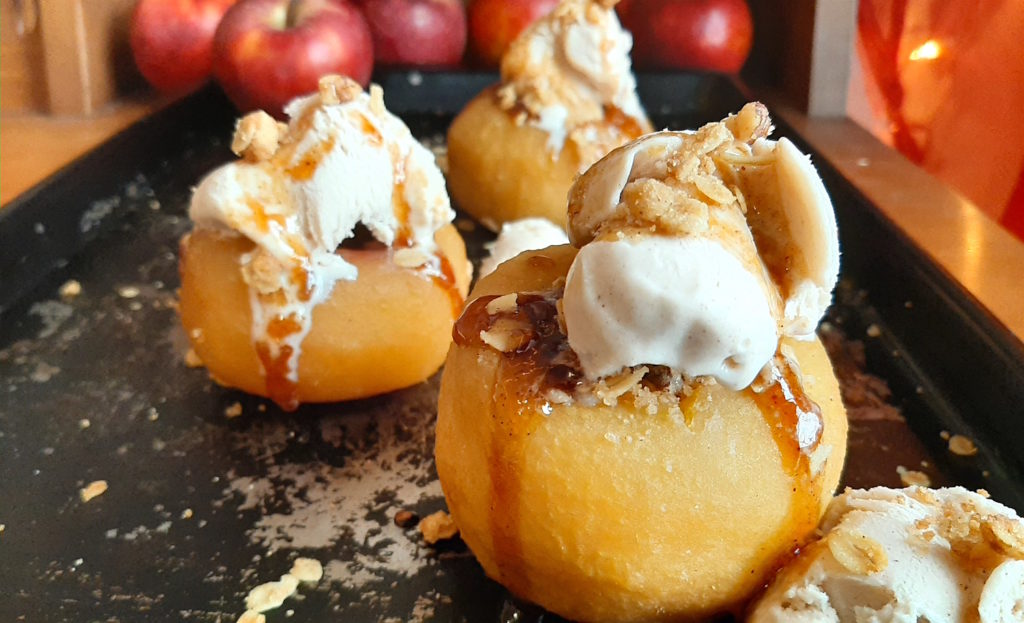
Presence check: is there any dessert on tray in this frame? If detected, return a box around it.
[178,75,470,410]
[446,0,652,230]
[435,103,848,621]
[750,486,1024,622]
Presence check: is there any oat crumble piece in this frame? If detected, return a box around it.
[59,280,82,300]
[318,74,362,106]
[245,574,299,613]
[419,511,459,544]
[896,466,931,487]
[79,480,108,502]
[224,402,244,419]
[232,111,284,162]
[289,557,323,583]
[184,349,203,368]
[237,610,265,623]
[948,434,978,457]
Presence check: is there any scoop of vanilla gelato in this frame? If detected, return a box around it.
[479,218,570,277]
[498,0,648,155]
[749,486,1024,623]
[561,103,839,389]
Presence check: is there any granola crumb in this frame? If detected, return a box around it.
[78,418,91,429]
[224,402,244,419]
[948,434,978,457]
[231,111,283,162]
[896,466,931,487]
[237,610,265,623]
[59,280,82,300]
[940,430,951,440]
[183,347,204,369]
[80,480,108,502]
[318,74,363,105]
[289,557,323,583]
[419,511,459,544]
[181,508,194,519]
[117,285,140,299]
[394,510,419,528]
[865,324,881,338]
[0,524,5,533]
[245,574,299,612]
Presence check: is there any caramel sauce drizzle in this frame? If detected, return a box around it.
[453,289,582,595]
[602,104,647,140]
[285,136,337,181]
[746,358,826,563]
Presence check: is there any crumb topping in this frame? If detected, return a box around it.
[419,511,459,544]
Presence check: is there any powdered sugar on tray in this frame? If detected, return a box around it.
[218,379,447,595]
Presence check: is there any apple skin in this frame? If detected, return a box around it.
[358,0,467,67]
[130,0,239,93]
[213,0,374,116]
[619,0,753,73]
[467,0,560,68]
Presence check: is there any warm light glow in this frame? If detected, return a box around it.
[909,39,943,61]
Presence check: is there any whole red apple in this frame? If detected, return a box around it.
[467,0,560,68]
[130,0,239,93]
[358,0,466,67]
[620,0,753,73]
[213,0,374,116]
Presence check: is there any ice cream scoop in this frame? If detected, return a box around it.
[749,486,1024,623]
[479,218,570,277]
[562,102,840,389]
[498,0,647,155]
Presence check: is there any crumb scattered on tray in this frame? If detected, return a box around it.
[184,348,203,368]
[117,285,140,299]
[940,430,951,440]
[59,280,82,300]
[896,466,931,487]
[0,524,6,533]
[394,510,419,528]
[147,407,159,421]
[80,480,108,502]
[289,557,323,583]
[236,610,265,623]
[224,402,244,418]
[181,508,193,519]
[419,511,458,544]
[865,323,881,338]
[78,418,90,429]
[245,574,299,613]
[819,324,903,422]
[948,434,978,457]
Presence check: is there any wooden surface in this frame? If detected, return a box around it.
[39,0,139,115]
[0,98,160,205]
[1,0,47,112]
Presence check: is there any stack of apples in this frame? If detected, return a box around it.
[130,0,753,116]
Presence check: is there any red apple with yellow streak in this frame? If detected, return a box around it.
[131,0,239,93]
[213,0,373,116]
[467,0,559,68]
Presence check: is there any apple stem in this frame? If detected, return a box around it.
[285,0,303,28]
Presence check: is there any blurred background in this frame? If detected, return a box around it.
[2,0,1023,242]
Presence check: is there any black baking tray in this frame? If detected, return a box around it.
[2,72,1023,623]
